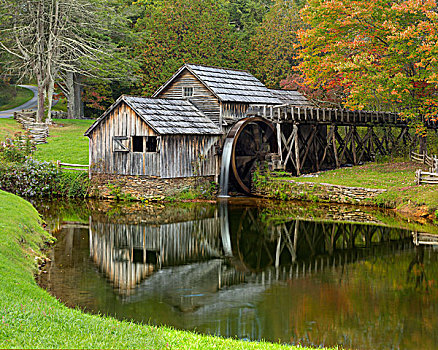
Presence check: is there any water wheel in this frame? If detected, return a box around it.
[226,117,277,194]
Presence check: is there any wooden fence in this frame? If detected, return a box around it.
[14,111,49,144]
[412,231,438,246]
[415,169,438,185]
[56,161,89,172]
[410,151,438,173]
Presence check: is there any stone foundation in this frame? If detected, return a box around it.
[91,174,215,199]
[254,178,387,206]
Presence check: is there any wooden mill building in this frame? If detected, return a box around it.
[85,64,310,196]
[153,64,303,127]
[84,96,221,179]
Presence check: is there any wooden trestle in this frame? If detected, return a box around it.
[252,104,438,175]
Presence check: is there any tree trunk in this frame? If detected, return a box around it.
[66,71,75,119]
[37,81,45,123]
[46,78,55,124]
[66,72,84,119]
[419,135,427,155]
[73,73,84,118]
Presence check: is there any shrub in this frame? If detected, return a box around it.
[56,171,90,198]
[0,158,59,197]
[0,132,35,163]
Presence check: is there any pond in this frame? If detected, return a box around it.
[35,199,438,350]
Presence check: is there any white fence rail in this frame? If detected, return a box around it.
[56,161,89,172]
[415,169,438,185]
[413,232,438,246]
[410,151,438,173]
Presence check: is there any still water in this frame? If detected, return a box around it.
[36,199,438,350]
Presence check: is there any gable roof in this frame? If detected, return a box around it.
[269,89,312,107]
[84,96,222,136]
[153,64,283,104]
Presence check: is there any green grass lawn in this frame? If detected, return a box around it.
[0,190,324,349]
[280,162,419,189]
[274,162,438,211]
[0,118,21,139]
[0,118,93,164]
[0,86,34,111]
[34,119,93,164]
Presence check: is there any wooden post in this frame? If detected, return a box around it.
[351,126,357,165]
[276,122,283,165]
[294,123,301,176]
[332,125,340,168]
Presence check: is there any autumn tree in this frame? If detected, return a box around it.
[133,0,244,95]
[297,0,438,129]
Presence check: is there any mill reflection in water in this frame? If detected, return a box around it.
[39,200,438,350]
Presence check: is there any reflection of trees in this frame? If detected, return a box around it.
[407,245,428,290]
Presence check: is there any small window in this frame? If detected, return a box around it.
[132,136,143,152]
[146,136,158,152]
[133,248,144,264]
[146,250,159,265]
[183,87,193,98]
[132,136,159,153]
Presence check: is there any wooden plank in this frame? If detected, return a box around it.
[60,162,89,167]
[332,126,339,168]
[61,168,88,171]
[319,126,335,169]
[276,123,283,164]
[351,126,357,165]
[293,124,301,175]
[282,129,296,169]
[300,126,317,170]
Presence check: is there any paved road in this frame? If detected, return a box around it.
[0,85,38,118]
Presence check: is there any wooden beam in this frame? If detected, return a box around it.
[293,124,301,175]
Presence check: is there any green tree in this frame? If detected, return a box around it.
[133,0,244,95]
[225,0,273,40]
[297,0,438,130]
[249,0,304,88]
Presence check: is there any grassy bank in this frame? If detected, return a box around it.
[0,118,22,140]
[0,85,34,111]
[34,119,92,164]
[262,162,438,216]
[0,190,322,349]
[0,118,93,164]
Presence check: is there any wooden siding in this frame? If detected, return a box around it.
[161,134,219,179]
[89,102,161,176]
[89,101,219,178]
[221,102,250,122]
[156,70,221,125]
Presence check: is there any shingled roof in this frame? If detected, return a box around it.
[269,89,312,107]
[153,64,282,104]
[84,96,222,136]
